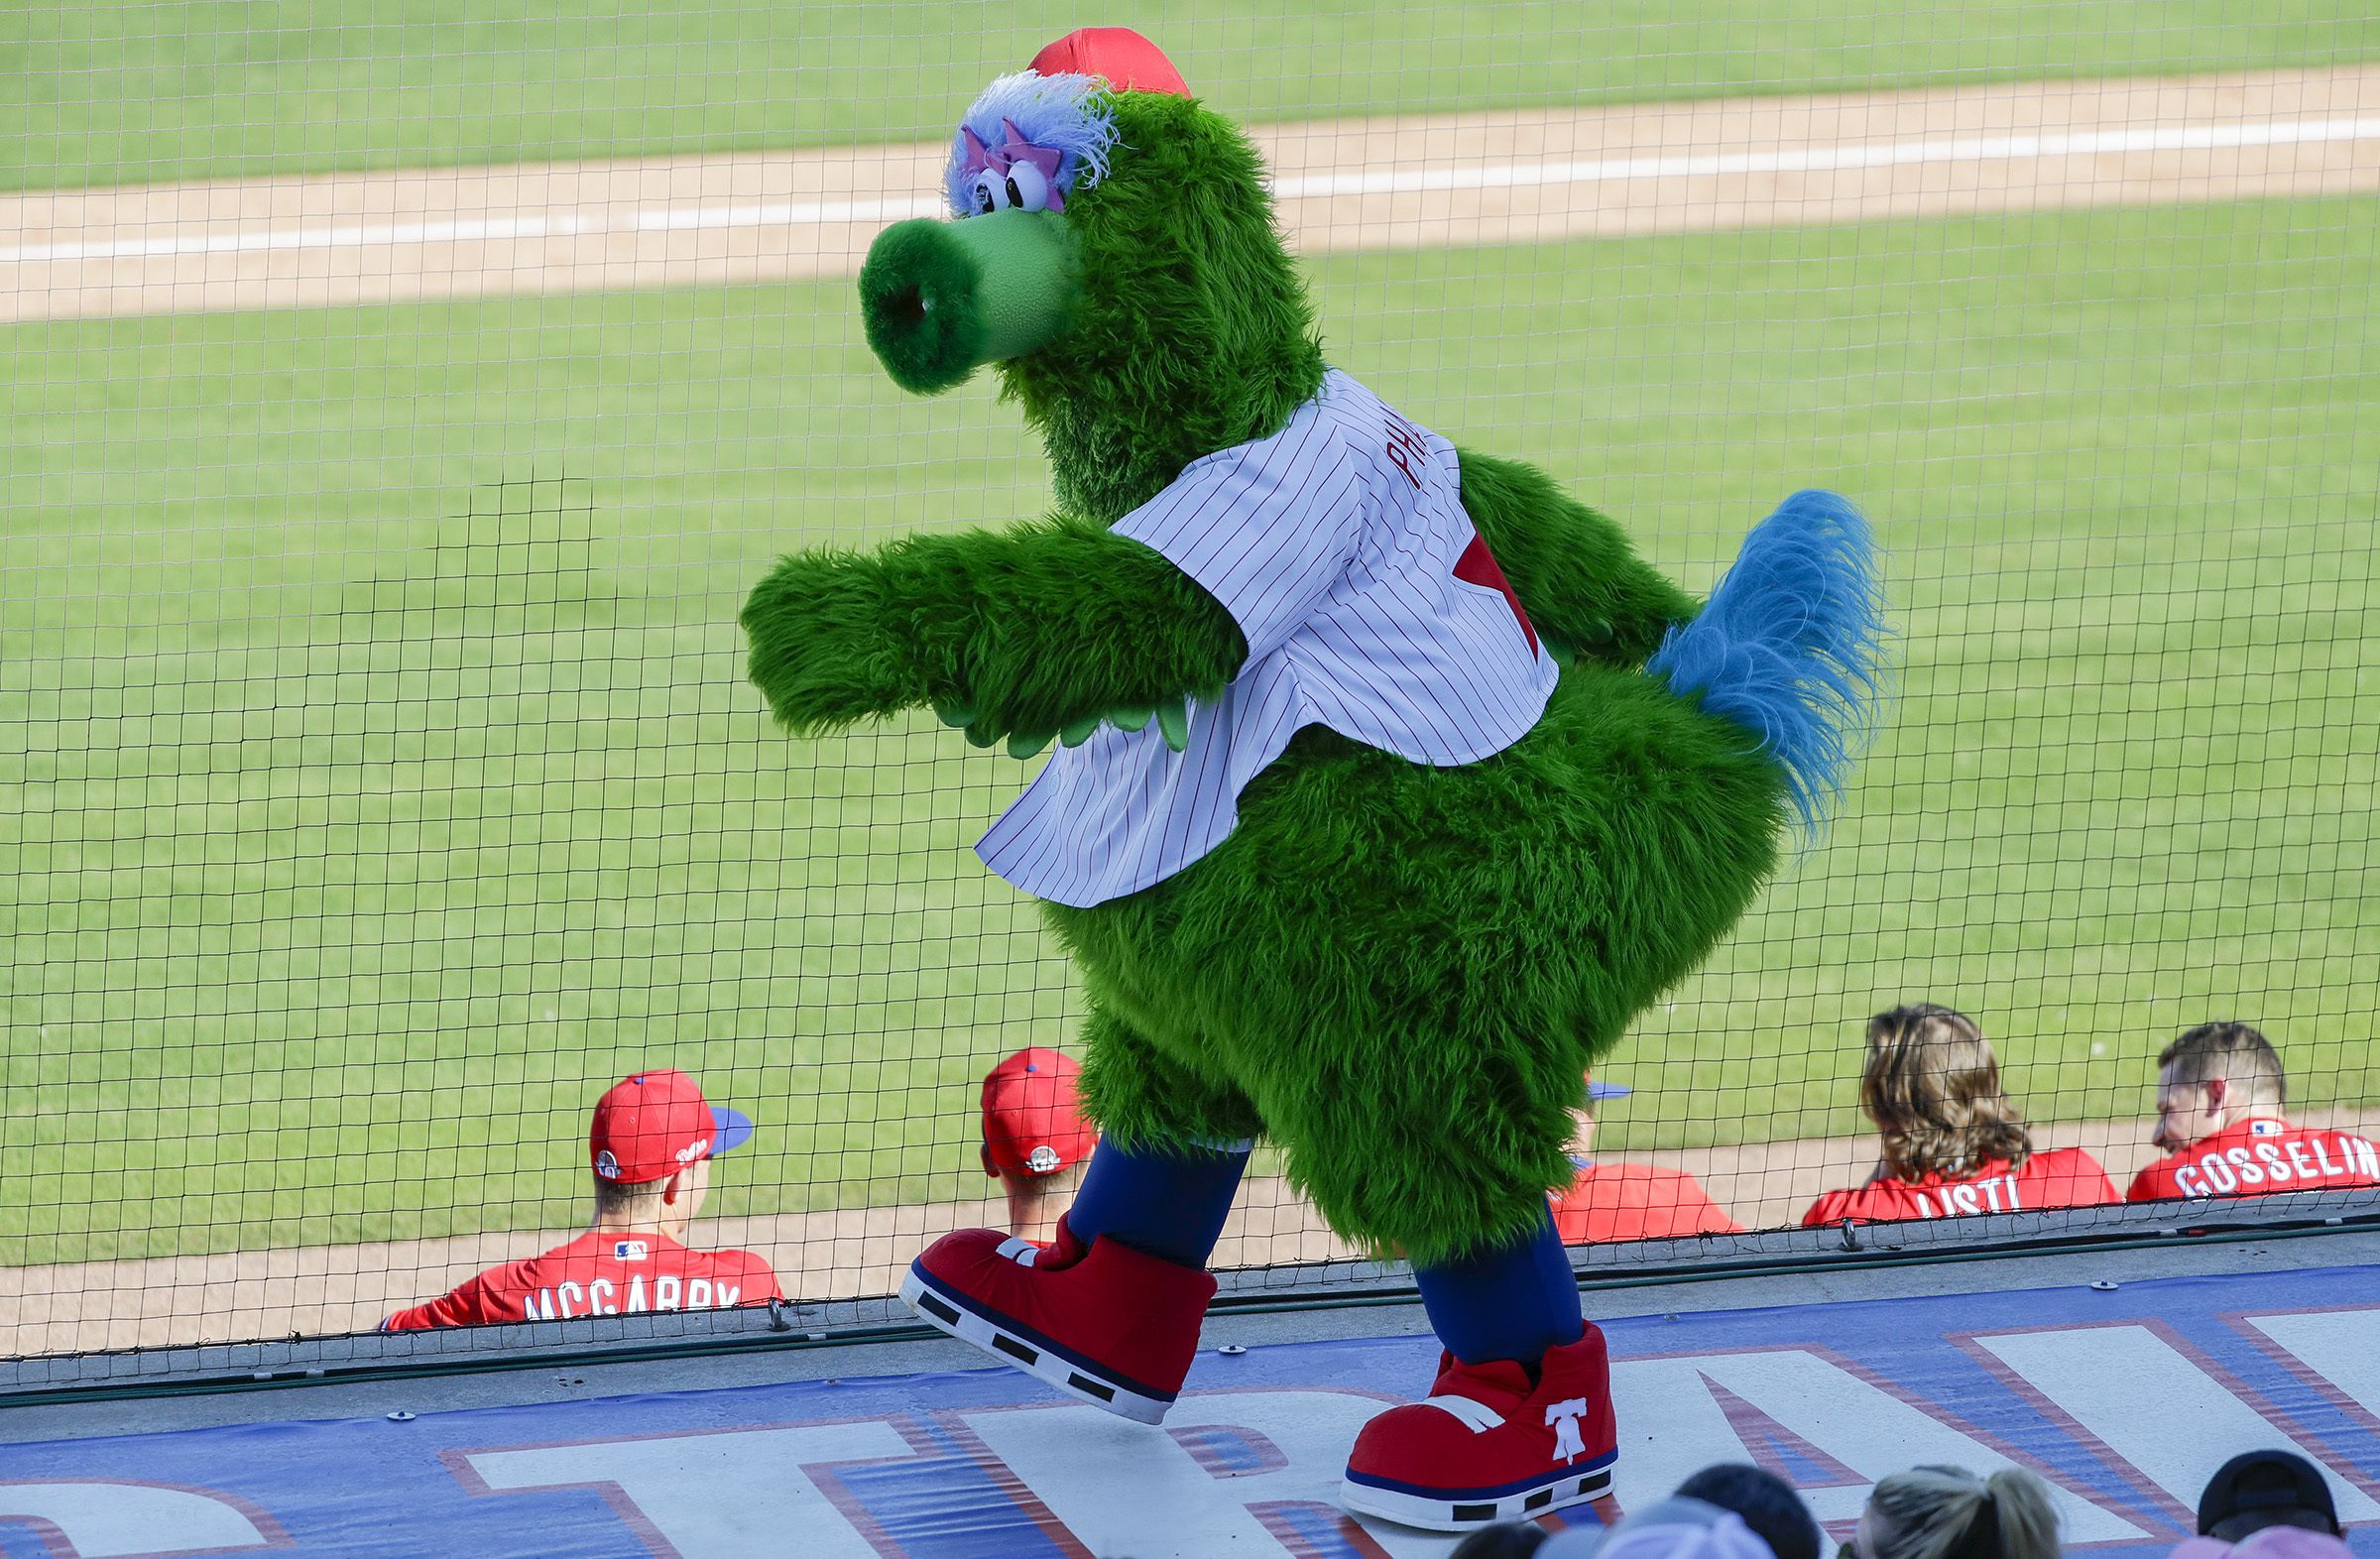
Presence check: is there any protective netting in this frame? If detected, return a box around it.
[2,2,2375,1362]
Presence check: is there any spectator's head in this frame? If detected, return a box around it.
[982,1048,1097,1241]
[1569,1075,1635,1152]
[1543,1499,1778,1559]
[1861,1006,2032,1182]
[2196,1450,2340,1542]
[1450,1522,1550,1558]
[2172,1530,2355,1559]
[1676,1464,1822,1559]
[2155,1023,2287,1151]
[588,1069,755,1239]
[1853,1466,2060,1559]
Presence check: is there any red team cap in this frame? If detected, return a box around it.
[590,1069,756,1183]
[981,1047,1099,1177]
[1029,28,1192,97]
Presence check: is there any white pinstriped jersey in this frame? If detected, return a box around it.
[977,369,1556,907]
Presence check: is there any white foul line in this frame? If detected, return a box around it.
[5,114,2376,268]
[1269,115,2380,199]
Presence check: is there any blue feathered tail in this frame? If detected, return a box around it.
[1646,489,1889,832]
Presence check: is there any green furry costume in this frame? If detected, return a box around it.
[742,63,1881,1269]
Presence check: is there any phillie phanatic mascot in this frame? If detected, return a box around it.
[743,28,1886,1530]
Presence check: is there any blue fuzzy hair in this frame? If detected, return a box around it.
[1646,489,1891,833]
[945,71,1120,216]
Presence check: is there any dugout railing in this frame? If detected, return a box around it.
[8,1190,2378,1408]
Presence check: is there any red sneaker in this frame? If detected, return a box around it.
[899,1221,1218,1425]
[1340,1326,1618,1531]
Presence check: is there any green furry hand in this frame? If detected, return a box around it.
[740,547,916,735]
[937,692,1190,757]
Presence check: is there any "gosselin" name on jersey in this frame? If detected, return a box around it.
[2167,1134,2380,1198]
[518,1275,744,1321]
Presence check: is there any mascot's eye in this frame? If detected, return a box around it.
[1002,162,1054,212]
[963,156,1058,218]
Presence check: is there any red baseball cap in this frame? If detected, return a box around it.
[1028,28,1191,97]
[981,1047,1098,1177]
[589,1069,755,1183]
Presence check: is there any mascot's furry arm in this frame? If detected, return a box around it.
[743,458,1694,756]
[1454,449,1701,664]
[741,517,1247,757]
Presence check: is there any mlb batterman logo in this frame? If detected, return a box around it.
[1026,1144,1061,1174]
[595,1150,622,1180]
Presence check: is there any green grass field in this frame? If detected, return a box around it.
[6,1,2378,191]
[5,191,2375,1265]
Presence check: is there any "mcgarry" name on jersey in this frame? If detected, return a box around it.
[518,1274,745,1321]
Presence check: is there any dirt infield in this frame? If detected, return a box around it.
[13,1109,2374,1357]
[3,64,2374,321]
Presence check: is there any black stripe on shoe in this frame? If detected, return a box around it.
[898,1263,1174,1425]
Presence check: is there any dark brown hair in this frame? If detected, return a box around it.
[2158,1021,2285,1105]
[593,1173,672,1220]
[1863,1004,2032,1181]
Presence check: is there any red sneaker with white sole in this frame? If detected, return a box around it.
[899,1220,1218,1425]
[1341,1325,1618,1531]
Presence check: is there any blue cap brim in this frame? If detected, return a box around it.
[709,1106,755,1156]
[1587,1080,1631,1100]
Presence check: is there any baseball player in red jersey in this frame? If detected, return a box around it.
[383,1069,781,1330]
[1802,1004,2117,1227]
[2127,1022,2380,1202]
[981,1047,1099,1245]
[1551,1077,1742,1242]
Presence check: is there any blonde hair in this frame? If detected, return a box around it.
[1862,1005,2033,1182]
[1864,1466,2061,1559]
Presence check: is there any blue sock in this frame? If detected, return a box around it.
[1413,1204,1585,1368]
[1063,1139,1250,1270]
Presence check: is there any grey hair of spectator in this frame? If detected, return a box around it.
[1858,1466,2061,1559]
[1676,1464,1823,1559]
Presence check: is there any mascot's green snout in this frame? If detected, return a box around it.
[860,208,1079,394]
[747,25,1889,1535]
